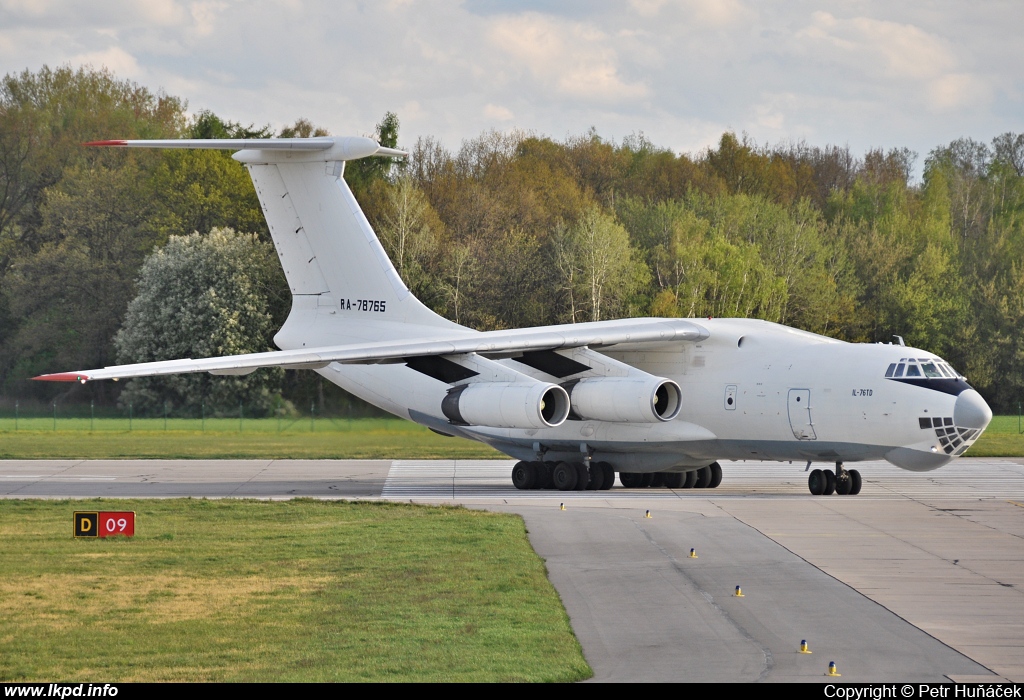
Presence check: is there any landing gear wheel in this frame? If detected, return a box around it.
[586,463,604,490]
[619,472,643,488]
[682,470,697,488]
[599,463,615,490]
[573,462,590,491]
[835,471,852,495]
[511,461,536,490]
[553,461,578,491]
[651,473,666,488]
[663,472,684,488]
[808,469,825,495]
[694,466,712,488]
[849,469,862,495]
[823,469,836,496]
[640,473,654,487]
[708,462,723,489]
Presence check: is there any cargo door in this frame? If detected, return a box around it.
[787,389,817,440]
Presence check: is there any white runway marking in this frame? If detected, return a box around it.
[381,458,1024,500]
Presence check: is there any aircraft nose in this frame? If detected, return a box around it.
[954,389,992,430]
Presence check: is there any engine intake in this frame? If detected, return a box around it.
[569,376,682,423]
[442,382,570,429]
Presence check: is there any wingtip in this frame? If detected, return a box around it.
[33,372,90,383]
[82,140,128,147]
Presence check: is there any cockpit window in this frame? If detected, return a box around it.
[888,357,966,381]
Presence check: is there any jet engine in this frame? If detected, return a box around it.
[442,382,571,429]
[568,376,682,423]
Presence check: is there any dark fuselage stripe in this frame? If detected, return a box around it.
[887,377,971,396]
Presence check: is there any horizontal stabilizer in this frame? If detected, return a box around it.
[84,137,407,162]
[34,318,709,383]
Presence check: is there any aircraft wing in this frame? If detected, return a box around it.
[34,318,708,383]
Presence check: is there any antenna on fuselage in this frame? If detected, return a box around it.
[893,335,906,347]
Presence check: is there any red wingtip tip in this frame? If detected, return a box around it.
[82,140,128,147]
[33,372,90,383]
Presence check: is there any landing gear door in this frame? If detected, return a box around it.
[788,389,817,440]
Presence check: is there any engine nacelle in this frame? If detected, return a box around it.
[442,382,570,429]
[569,376,682,423]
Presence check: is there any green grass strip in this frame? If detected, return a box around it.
[0,498,591,682]
[0,415,1022,459]
[0,418,502,459]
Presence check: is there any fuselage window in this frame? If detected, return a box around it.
[905,364,922,377]
[894,363,906,377]
[885,363,896,377]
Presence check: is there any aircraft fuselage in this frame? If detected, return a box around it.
[312,317,990,474]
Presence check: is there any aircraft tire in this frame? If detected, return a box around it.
[663,472,684,488]
[599,463,615,490]
[708,462,723,488]
[682,470,698,488]
[640,473,654,487]
[619,472,643,488]
[849,469,862,495]
[694,466,712,488]
[553,461,578,491]
[573,462,590,490]
[808,469,825,495]
[586,463,604,490]
[823,469,836,495]
[535,461,554,489]
[651,472,666,487]
[511,461,536,490]
[835,471,852,495]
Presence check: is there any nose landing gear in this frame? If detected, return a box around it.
[808,462,862,496]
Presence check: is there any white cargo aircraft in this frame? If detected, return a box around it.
[37,136,993,495]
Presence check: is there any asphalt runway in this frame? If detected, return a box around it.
[3,457,1022,683]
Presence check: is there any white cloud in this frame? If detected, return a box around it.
[794,11,995,113]
[488,12,648,103]
[483,103,514,121]
[928,72,989,111]
[189,1,227,36]
[71,46,140,77]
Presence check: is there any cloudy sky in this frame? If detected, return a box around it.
[1,0,1020,168]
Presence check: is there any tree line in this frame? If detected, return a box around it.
[1,66,1022,414]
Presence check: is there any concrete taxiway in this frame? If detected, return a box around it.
[2,457,1022,682]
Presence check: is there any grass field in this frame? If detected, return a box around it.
[0,498,591,682]
[0,415,1021,459]
[956,415,1024,457]
[0,417,502,460]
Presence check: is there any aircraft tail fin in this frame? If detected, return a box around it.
[92,137,459,342]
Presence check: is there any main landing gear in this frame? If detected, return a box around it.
[512,460,615,491]
[619,462,722,489]
[511,460,725,491]
[808,462,861,496]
